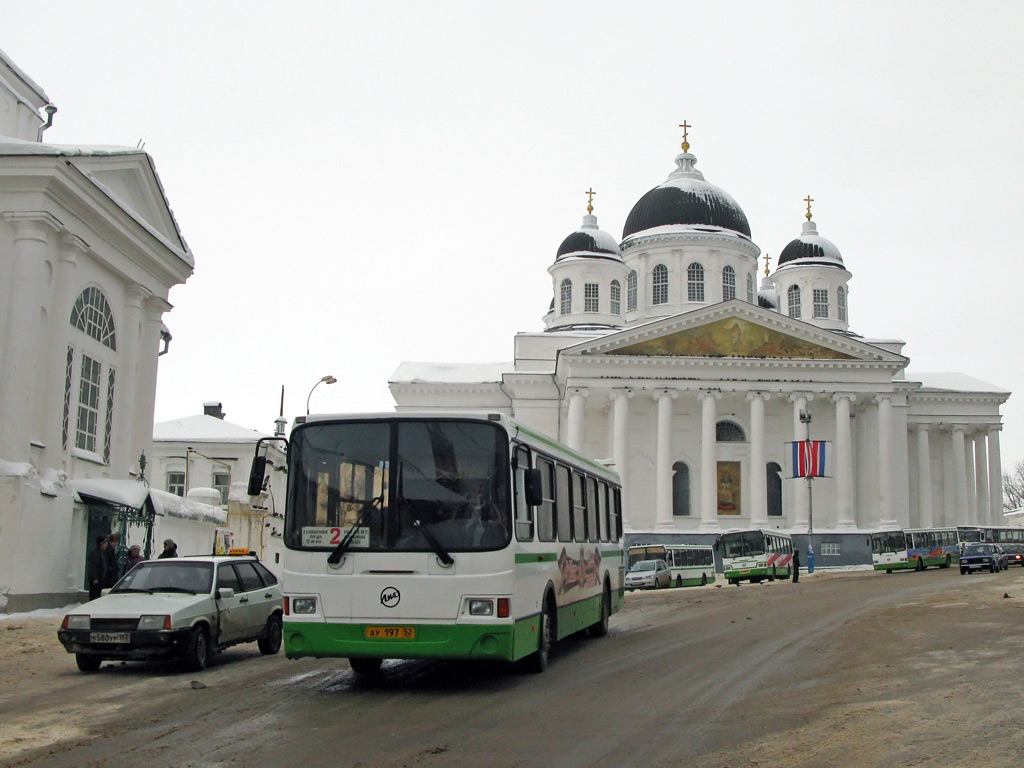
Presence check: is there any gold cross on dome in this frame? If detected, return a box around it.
[679,121,691,152]
[763,252,772,276]
[804,195,814,221]
[586,187,596,214]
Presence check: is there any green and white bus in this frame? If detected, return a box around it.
[627,544,717,588]
[719,529,794,584]
[871,527,960,572]
[248,412,624,675]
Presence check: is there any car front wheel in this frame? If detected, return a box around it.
[258,615,283,655]
[75,653,102,672]
[184,625,210,671]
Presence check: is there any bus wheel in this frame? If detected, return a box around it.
[915,558,925,572]
[942,555,951,569]
[587,583,610,638]
[768,567,776,582]
[701,573,707,587]
[675,576,683,588]
[527,599,554,673]
[349,657,382,676]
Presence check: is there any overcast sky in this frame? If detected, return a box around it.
[6,1,1024,465]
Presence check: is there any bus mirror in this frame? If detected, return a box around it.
[524,468,543,507]
[247,455,267,496]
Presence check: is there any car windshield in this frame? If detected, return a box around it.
[632,561,657,572]
[112,561,214,594]
[964,544,994,555]
[286,419,512,553]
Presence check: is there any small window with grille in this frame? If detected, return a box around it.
[584,283,599,313]
[687,262,705,302]
[787,285,801,318]
[610,280,621,315]
[723,266,736,301]
[652,264,668,305]
[627,271,637,311]
[813,289,829,318]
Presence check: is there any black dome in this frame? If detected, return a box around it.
[777,221,844,267]
[556,230,619,259]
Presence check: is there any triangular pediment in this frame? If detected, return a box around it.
[561,300,906,364]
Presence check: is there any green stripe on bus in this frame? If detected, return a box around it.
[515,553,559,564]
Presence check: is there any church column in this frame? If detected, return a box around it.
[834,393,857,529]
[747,392,769,527]
[915,424,934,528]
[566,387,587,451]
[988,427,1003,525]
[964,434,978,525]
[654,389,678,529]
[875,394,897,528]
[699,389,720,530]
[132,297,171,478]
[974,429,990,527]
[611,389,633,529]
[0,213,62,462]
[951,425,969,526]
[789,393,812,528]
[110,282,148,475]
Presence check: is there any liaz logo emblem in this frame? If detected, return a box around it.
[380,587,400,608]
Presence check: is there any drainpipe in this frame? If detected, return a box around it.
[37,104,57,141]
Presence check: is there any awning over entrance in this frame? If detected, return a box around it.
[71,479,226,525]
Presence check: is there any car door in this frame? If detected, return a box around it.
[214,563,247,644]
[233,561,272,637]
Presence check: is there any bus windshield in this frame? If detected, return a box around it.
[285,419,512,553]
[721,531,766,558]
[871,531,907,555]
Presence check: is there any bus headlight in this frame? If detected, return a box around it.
[469,599,494,616]
[291,597,317,615]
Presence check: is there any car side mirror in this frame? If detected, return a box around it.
[524,468,543,507]
[216,587,235,600]
[247,455,267,496]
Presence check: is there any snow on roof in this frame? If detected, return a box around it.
[0,136,144,157]
[909,372,1010,395]
[390,361,513,384]
[153,414,270,443]
[70,478,226,525]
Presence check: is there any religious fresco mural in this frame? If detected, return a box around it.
[717,461,741,516]
[610,317,857,359]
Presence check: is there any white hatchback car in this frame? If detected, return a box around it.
[625,559,672,590]
[58,555,283,672]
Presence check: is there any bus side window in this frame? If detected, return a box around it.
[536,457,556,542]
[612,489,622,540]
[598,482,610,542]
[513,447,534,542]
[556,465,573,543]
[572,471,587,542]
[586,476,600,543]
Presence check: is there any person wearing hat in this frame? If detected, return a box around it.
[126,544,146,570]
[157,539,178,559]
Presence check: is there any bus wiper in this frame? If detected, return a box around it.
[327,498,379,566]
[412,520,454,567]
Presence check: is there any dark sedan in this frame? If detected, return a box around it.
[1001,543,1024,567]
[960,543,1003,574]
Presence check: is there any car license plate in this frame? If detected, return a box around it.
[90,632,130,643]
[364,626,416,640]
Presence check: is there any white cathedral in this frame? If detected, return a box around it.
[391,130,1010,560]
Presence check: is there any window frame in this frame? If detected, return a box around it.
[687,262,705,302]
[652,264,669,305]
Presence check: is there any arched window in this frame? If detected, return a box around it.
[813,288,829,318]
[838,286,847,322]
[66,286,118,462]
[722,266,736,301]
[560,279,572,315]
[627,270,637,311]
[716,420,746,442]
[610,280,621,315]
[787,284,801,318]
[766,462,783,516]
[672,461,691,516]
[687,262,705,302]
[652,264,668,305]
[584,283,599,313]
[746,273,755,303]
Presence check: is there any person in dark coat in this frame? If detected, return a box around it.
[86,537,108,601]
[126,545,146,570]
[157,539,178,559]
[103,533,121,587]
[792,549,801,583]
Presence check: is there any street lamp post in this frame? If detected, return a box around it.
[306,375,337,415]
[799,408,815,575]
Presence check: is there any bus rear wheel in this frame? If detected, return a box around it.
[587,583,610,638]
[941,555,952,569]
[349,657,382,676]
[701,573,707,586]
[675,576,683,588]
[915,558,925,572]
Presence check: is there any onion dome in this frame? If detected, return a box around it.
[622,140,751,240]
[756,254,778,308]
[778,202,844,267]
[555,213,622,262]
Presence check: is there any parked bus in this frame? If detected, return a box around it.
[957,526,1024,545]
[718,529,793,584]
[247,412,624,675]
[627,544,716,587]
[871,527,960,572]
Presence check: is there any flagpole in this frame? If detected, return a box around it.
[799,409,815,575]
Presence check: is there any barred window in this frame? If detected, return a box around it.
[787,285,801,318]
[652,264,668,305]
[687,262,705,302]
[610,280,621,315]
[584,283,599,313]
[627,270,637,311]
[62,346,74,449]
[838,286,848,322]
[167,471,185,497]
[722,266,736,301]
[103,369,115,464]
[747,273,755,303]
[560,279,572,315]
[76,355,102,453]
[813,288,829,318]
[214,471,231,505]
[70,287,117,350]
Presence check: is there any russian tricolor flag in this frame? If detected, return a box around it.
[785,440,832,478]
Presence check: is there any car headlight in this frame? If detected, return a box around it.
[137,615,170,631]
[64,615,90,630]
[469,599,494,616]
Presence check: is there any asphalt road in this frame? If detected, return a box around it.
[3,566,1024,768]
